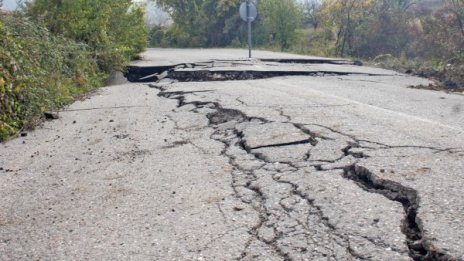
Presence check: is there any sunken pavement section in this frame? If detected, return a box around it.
[1,49,464,260]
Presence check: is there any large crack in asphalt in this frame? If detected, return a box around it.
[165,70,387,83]
[341,166,451,261]
[145,70,458,260]
[125,59,387,83]
[153,85,357,259]
[207,111,354,260]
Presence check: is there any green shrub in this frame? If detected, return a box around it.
[26,0,148,73]
[0,15,105,141]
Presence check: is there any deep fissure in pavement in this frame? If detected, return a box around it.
[149,73,457,260]
[258,58,357,65]
[342,165,453,261]
[165,70,373,82]
[248,139,316,150]
[126,59,383,83]
[154,86,355,259]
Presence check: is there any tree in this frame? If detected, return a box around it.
[353,0,415,57]
[26,0,148,71]
[413,0,464,60]
[153,0,243,47]
[318,0,378,56]
[316,0,422,58]
[302,0,320,29]
[450,0,464,39]
[259,0,303,50]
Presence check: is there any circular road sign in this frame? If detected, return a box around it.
[239,2,258,22]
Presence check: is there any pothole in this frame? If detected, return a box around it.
[207,108,249,125]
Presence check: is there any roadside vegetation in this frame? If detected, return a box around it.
[150,0,464,92]
[0,0,148,141]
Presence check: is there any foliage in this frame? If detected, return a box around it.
[259,0,303,50]
[0,15,105,140]
[411,1,464,60]
[26,0,148,72]
[289,28,335,57]
[150,0,463,65]
[152,0,243,47]
[0,0,150,141]
[317,0,378,57]
[151,0,303,49]
[301,0,321,29]
[311,0,435,60]
[294,0,463,89]
[353,1,413,57]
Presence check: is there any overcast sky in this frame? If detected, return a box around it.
[2,0,17,10]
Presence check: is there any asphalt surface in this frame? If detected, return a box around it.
[1,48,464,260]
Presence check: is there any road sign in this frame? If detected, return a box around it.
[239,2,257,22]
[240,1,258,58]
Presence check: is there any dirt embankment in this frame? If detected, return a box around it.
[410,64,464,93]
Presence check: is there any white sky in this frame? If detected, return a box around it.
[2,0,17,10]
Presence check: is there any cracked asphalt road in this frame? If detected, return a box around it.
[1,48,464,260]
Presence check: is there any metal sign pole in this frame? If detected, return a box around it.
[240,1,256,58]
[247,0,252,58]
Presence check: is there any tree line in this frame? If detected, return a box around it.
[150,0,464,65]
[149,0,303,50]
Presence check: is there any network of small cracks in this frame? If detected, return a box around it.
[149,82,457,261]
[210,115,355,260]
